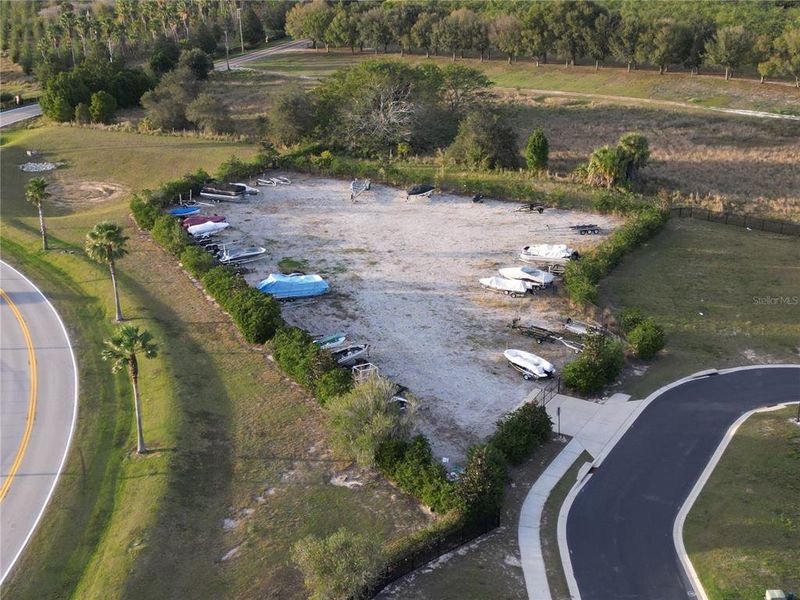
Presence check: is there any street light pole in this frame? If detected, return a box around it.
[224,30,230,70]
[237,7,244,54]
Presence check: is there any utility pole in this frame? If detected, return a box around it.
[237,7,244,54]
[224,30,230,70]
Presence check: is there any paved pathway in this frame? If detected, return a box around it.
[0,104,42,128]
[0,261,78,584]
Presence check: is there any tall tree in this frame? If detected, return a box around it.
[704,25,752,80]
[640,19,690,75]
[85,222,129,322]
[489,14,523,64]
[585,10,615,70]
[102,325,158,454]
[412,11,439,58]
[550,0,597,66]
[683,16,715,74]
[25,177,51,251]
[359,6,392,54]
[522,2,556,66]
[610,15,642,71]
[388,3,418,57]
[239,5,264,47]
[285,0,331,50]
[767,27,800,87]
[326,4,359,54]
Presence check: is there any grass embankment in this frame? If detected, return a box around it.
[1,126,428,599]
[0,54,40,99]
[600,218,800,398]
[247,49,800,115]
[540,451,592,600]
[685,407,800,599]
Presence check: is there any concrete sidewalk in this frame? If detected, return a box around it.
[518,393,644,599]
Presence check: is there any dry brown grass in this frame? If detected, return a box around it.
[504,93,800,221]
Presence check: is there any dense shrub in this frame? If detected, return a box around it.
[202,266,247,302]
[618,307,645,333]
[315,368,354,406]
[40,71,89,121]
[525,128,549,171]
[454,444,508,520]
[491,403,552,465]
[186,94,234,134]
[156,169,209,207]
[587,132,651,189]
[178,48,214,80]
[140,67,201,130]
[266,83,317,147]
[150,215,188,256]
[180,245,216,278]
[74,102,91,124]
[89,90,117,124]
[149,36,181,76]
[130,193,161,230]
[562,333,625,395]
[627,318,666,359]
[272,327,323,387]
[591,190,633,214]
[228,288,283,344]
[447,109,521,170]
[376,436,457,513]
[327,376,413,468]
[215,155,266,181]
[292,528,383,600]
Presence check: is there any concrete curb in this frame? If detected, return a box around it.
[0,261,80,584]
[556,364,800,600]
[518,439,585,600]
[673,400,800,600]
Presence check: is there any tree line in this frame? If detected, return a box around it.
[284,0,800,85]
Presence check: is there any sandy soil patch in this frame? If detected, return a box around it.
[49,178,129,209]
[213,175,621,461]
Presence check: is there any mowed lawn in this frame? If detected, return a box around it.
[685,406,800,599]
[246,49,800,115]
[1,125,430,599]
[600,217,800,398]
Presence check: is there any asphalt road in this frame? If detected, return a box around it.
[0,104,42,128]
[566,366,800,600]
[0,261,78,584]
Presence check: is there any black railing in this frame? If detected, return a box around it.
[670,206,800,237]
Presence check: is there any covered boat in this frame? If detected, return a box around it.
[168,206,201,217]
[232,183,260,195]
[256,273,330,299]
[181,214,226,228]
[407,184,434,198]
[331,344,370,367]
[520,244,579,265]
[498,266,555,287]
[219,245,266,263]
[187,221,230,236]
[503,349,556,380]
[480,276,528,297]
[200,183,246,200]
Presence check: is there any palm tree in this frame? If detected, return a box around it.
[102,325,158,454]
[25,177,51,250]
[85,222,129,322]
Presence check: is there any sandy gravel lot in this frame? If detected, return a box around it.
[214,174,621,461]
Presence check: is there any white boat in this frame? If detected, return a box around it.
[519,244,579,265]
[187,221,230,236]
[503,349,556,380]
[479,276,528,297]
[232,183,260,195]
[313,333,347,350]
[200,183,246,201]
[331,344,370,366]
[498,266,556,287]
[219,245,266,263]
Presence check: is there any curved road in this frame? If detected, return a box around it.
[0,261,78,584]
[565,366,800,600]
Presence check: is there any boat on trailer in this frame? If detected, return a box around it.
[256,273,330,299]
[479,276,528,297]
[181,214,226,228]
[232,183,260,195]
[331,344,370,367]
[499,266,555,288]
[167,206,201,217]
[503,349,556,380]
[314,333,347,350]
[406,184,434,199]
[187,221,230,237]
[200,183,246,201]
[219,245,266,264]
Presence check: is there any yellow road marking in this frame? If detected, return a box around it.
[0,288,37,501]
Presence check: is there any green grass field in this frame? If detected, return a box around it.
[600,217,800,398]
[684,406,800,599]
[247,49,800,115]
[1,125,429,599]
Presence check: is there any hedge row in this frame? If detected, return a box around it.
[271,327,353,406]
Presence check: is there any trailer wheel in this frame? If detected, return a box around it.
[523,373,533,381]
[537,207,544,214]
[593,229,600,234]
[580,229,586,235]
[536,339,543,344]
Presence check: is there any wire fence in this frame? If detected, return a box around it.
[364,513,501,598]
[670,206,800,237]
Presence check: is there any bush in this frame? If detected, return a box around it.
[327,376,413,468]
[74,102,91,124]
[129,193,160,230]
[315,368,353,406]
[627,318,665,359]
[272,327,322,387]
[448,110,521,170]
[562,333,625,395]
[89,90,117,124]
[525,128,549,171]
[186,94,234,134]
[180,245,216,278]
[265,83,316,147]
[454,444,508,520]
[215,155,265,181]
[149,36,180,76]
[376,435,457,513]
[618,132,650,179]
[292,528,383,600]
[591,190,632,214]
[178,48,214,80]
[202,266,247,304]
[228,288,283,344]
[491,403,552,465]
[151,215,189,256]
[140,67,200,130]
[618,307,645,333]
[586,145,628,189]
[40,71,90,122]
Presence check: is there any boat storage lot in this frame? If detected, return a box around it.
[221,175,620,460]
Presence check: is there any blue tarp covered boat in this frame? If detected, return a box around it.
[168,206,201,216]
[257,273,330,299]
